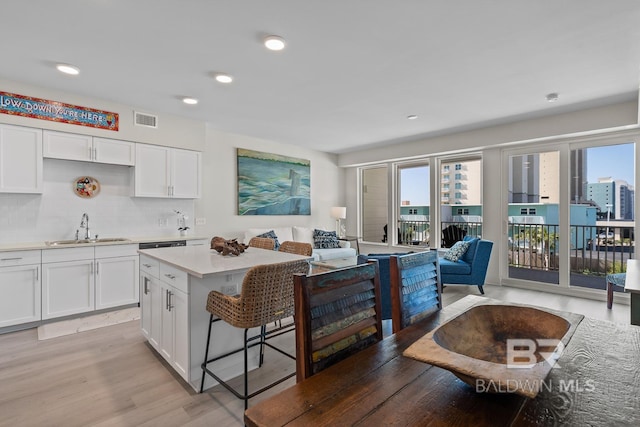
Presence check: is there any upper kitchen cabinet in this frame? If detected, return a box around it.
[43,130,135,166]
[134,144,201,198]
[0,124,43,193]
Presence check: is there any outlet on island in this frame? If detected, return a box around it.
[221,285,237,295]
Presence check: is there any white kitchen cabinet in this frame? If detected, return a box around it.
[134,144,201,198]
[42,258,95,320]
[140,258,189,381]
[43,130,134,166]
[42,244,139,320]
[186,239,209,246]
[0,250,42,328]
[95,244,139,310]
[0,124,43,194]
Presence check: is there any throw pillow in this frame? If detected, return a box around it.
[313,229,340,249]
[443,240,471,262]
[257,230,280,250]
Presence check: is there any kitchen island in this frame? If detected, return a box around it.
[137,244,311,391]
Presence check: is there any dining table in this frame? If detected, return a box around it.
[244,294,640,426]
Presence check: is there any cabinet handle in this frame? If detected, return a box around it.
[93,147,97,160]
[35,268,39,281]
[165,289,170,310]
[1,257,22,261]
[96,262,99,275]
[143,263,152,268]
[143,277,149,295]
[164,273,176,280]
[88,146,93,159]
[90,262,94,275]
[168,290,173,312]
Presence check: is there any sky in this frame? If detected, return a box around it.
[586,143,634,185]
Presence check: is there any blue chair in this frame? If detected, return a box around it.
[359,253,410,320]
[439,237,493,294]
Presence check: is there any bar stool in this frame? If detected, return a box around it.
[199,259,309,409]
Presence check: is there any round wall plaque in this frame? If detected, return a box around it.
[74,176,100,198]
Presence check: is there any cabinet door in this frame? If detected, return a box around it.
[171,286,189,380]
[160,284,174,362]
[0,264,41,327]
[171,148,201,198]
[0,124,43,193]
[95,255,139,310]
[42,260,95,319]
[93,137,135,166]
[140,273,152,340]
[43,130,92,161]
[148,275,162,350]
[134,144,170,197]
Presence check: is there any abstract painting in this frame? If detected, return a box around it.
[237,148,310,215]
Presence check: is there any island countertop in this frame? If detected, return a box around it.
[138,245,311,278]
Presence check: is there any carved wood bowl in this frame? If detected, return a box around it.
[403,304,584,398]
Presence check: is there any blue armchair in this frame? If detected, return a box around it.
[439,238,493,294]
[359,253,410,320]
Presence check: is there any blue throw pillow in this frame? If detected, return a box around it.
[313,229,340,249]
[461,237,479,264]
[444,240,471,262]
[257,230,280,250]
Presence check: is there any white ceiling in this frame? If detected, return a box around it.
[2,1,640,153]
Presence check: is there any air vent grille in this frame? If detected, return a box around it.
[134,111,158,128]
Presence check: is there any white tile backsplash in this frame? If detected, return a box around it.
[0,159,194,244]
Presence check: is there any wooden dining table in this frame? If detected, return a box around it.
[244,295,640,426]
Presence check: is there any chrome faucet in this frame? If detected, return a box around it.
[80,213,91,240]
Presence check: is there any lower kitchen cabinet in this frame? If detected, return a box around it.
[95,255,139,310]
[140,254,189,382]
[0,250,42,328]
[41,244,139,321]
[42,258,94,319]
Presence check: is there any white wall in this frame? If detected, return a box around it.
[0,78,205,151]
[193,126,346,241]
[343,100,639,285]
[0,159,194,243]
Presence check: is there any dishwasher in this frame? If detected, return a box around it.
[139,240,187,249]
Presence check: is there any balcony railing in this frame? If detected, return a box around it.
[394,219,634,290]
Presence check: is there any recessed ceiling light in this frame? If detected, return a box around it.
[56,63,80,75]
[546,93,559,102]
[264,35,286,51]
[182,97,198,105]
[407,115,418,120]
[214,73,233,83]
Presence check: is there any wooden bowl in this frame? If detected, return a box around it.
[403,304,584,398]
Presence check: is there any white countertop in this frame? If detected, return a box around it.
[0,235,209,252]
[138,245,312,278]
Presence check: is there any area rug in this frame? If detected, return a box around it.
[37,307,140,340]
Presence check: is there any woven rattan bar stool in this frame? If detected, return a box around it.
[247,236,276,250]
[278,241,313,256]
[199,259,309,409]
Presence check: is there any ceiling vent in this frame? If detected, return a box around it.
[134,111,158,128]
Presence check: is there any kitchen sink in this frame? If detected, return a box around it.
[46,238,131,246]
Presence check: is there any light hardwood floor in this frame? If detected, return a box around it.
[0,285,632,427]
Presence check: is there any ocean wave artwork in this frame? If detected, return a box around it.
[237,148,311,215]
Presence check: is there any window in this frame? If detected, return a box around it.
[456,208,470,215]
[455,192,462,199]
[520,208,528,215]
[455,164,462,170]
[398,163,429,246]
[455,173,462,180]
[361,166,388,243]
[443,165,450,172]
[528,208,536,215]
[454,182,461,189]
[443,183,449,190]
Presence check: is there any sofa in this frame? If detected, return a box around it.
[244,227,356,261]
[439,237,493,294]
